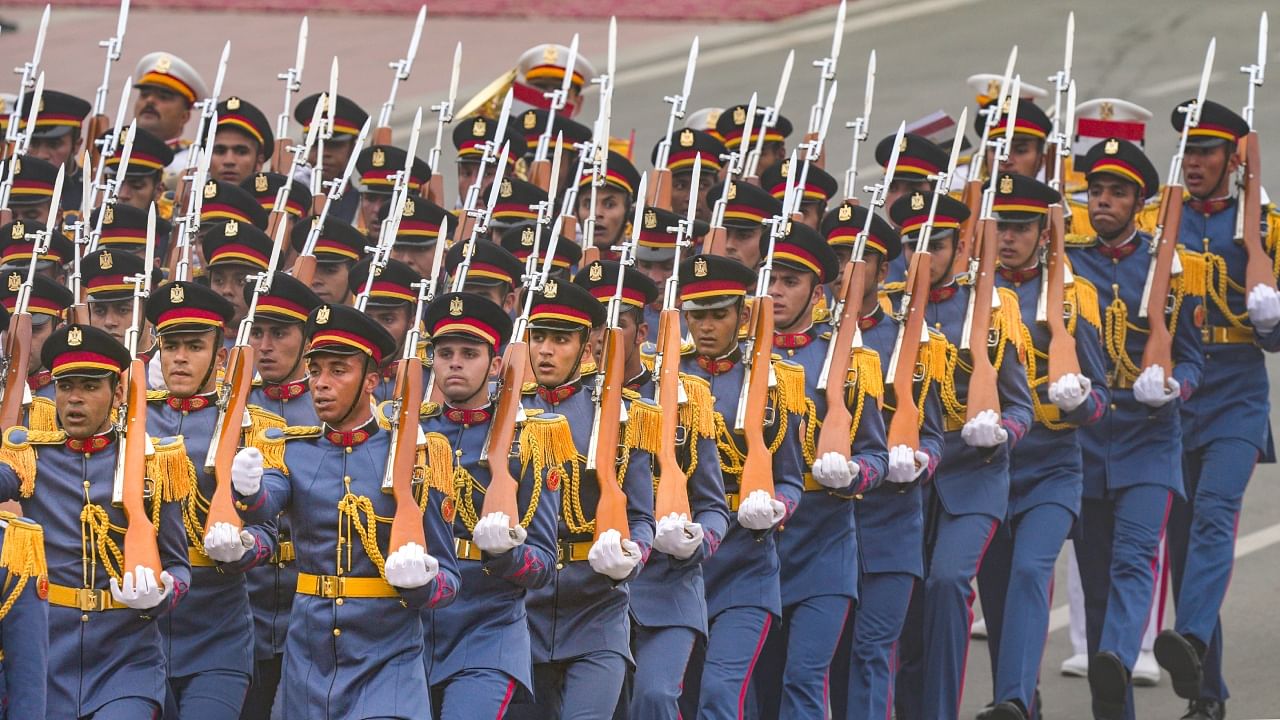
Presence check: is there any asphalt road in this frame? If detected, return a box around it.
[3,1,1279,717]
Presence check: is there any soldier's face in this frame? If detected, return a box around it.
[90,299,134,344]
[758,141,786,177]
[724,226,763,269]
[830,245,853,293]
[461,281,517,315]
[55,374,123,438]
[367,305,414,357]
[250,319,305,384]
[310,262,351,304]
[797,201,824,232]
[115,174,163,211]
[885,179,932,224]
[858,254,888,312]
[211,129,264,185]
[635,258,674,293]
[309,139,353,184]
[390,244,438,280]
[1183,144,1239,199]
[456,161,489,201]
[11,202,50,226]
[307,353,378,426]
[685,304,744,357]
[208,265,251,326]
[997,219,1047,271]
[903,233,958,289]
[431,338,497,405]
[997,137,1044,177]
[618,309,647,371]
[586,325,605,366]
[134,86,191,141]
[360,194,391,240]
[672,170,694,218]
[577,187,629,252]
[29,133,76,170]
[528,327,585,387]
[30,318,58,371]
[1087,177,1140,241]
[768,267,820,333]
[159,330,226,396]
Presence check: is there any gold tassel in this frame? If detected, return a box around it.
[851,347,885,404]
[811,293,831,323]
[0,512,46,579]
[0,429,36,498]
[1071,277,1102,331]
[679,374,716,439]
[924,331,950,384]
[995,287,1027,358]
[640,347,656,373]
[26,397,57,433]
[245,405,286,447]
[258,428,288,474]
[772,359,808,416]
[148,436,194,503]
[623,398,663,455]
[373,401,395,432]
[519,414,577,471]
[419,402,440,419]
[1267,206,1280,280]
[1176,248,1208,298]
[422,432,454,499]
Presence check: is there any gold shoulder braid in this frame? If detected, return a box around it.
[0,512,47,621]
[1267,205,1280,281]
[146,389,170,402]
[256,425,322,473]
[26,397,57,433]
[0,428,37,497]
[449,415,565,533]
[1070,276,1102,332]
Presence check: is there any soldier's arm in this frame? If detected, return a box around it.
[1171,294,1205,401]
[770,409,807,522]
[215,518,277,575]
[1063,319,1111,427]
[836,393,889,498]
[996,343,1034,448]
[683,435,730,565]
[153,497,192,616]
[621,445,656,574]
[398,487,460,610]
[1,568,49,718]
[234,468,291,525]
[0,429,35,502]
[481,459,558,591]
[917,386,946,482]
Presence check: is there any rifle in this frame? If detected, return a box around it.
[171,41,230,226]
[841,50,875,202]
[888,111,969,448]
[1,5,48,161]
[555,132,593,248]
[85,0,130,168]
[786,80,837,222]
[291,117,371,286]
[454,89,514,244]
[68,150,94,324]
[87,117,138,255]
[703,92,757,256]
[1142,40,1214,374]
[1237,13,1272,294]
[372,5,426,147]
[426,42,462,206]
[816,121,901,460]
[0,72,45,226]
[382,272,431,554]
[1041,74,1081,382]
[310,58,340,216]
[743,50,793,185]
[528,34,579,192]
[86,75,133,214]
[265,99,324,244]
[581,17,618,267]
[167,122,216,282]
[270,17,307,175]
[961,77,1022,420]
[652,159,700,519]
[955,46,1018,277]
[646,36,698,211]
[0,165,62,428]
[803,0,845,170]
[112,202,162,575]
[1042,14,1074,193]
[418,214,451,407]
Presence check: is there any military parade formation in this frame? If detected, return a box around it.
[0,2,1276,719]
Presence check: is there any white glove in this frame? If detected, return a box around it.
[1247,284,1280,333]
[887,445,929,485]
[587,528,642,581]
[651,512,705,560]
[202,522,253,563]
[231,447,264,496]
[1132,364,1180,407]
[737,489,786,530]
[471,512,527,555]
[1048,373,1092,413]
[147,353,167,390]
[811,451,860,490]
[961,409,1009,448]
[384,542,440,589]
[110,565,174,610]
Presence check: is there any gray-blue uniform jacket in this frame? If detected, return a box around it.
[0,513,49,719]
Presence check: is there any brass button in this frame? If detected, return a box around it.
[345,447,353,454]
[854,494,864,500]
[81,614,89,623]
[556,562,564,570]
[335,598,344,606]
[1109,403,1117,410]
[333,628,341,637]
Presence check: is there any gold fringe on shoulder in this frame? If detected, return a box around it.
[519,414,577,471]
[622,399,662,455]
[0,429,36,498]
[422,432,455,500]
[1175,247,1208,299]
[851,347,885,404]
[521,381,540,395]
[1266,206,1280,281]
[1071,276,1102,331]
[771,360,808,417]
[146,389,170,402]
[256,426,321,474]
[678,374,716,439]
[923,331,950,384]
[148,436,194,503]
[245,405,286,449]
[373,401,395,432]
[995,287,1027,359]
[26,397,57,433]
[0,513,46,622]
[420,401,441,419]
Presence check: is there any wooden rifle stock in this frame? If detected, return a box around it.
[270,138,292,174]
[373,125,393,147]
[738,295,776,497]
[120,358,162,574]
[591,327,630,540]
[887,252,930,449]
[205,344,253,533]
[964,218,1001,419]
[426,174,445,207]
[1141,185,1184,375]
[291,253,317,287]
[1045,203,1080,381]
[953,178,984,277]
[815,257,866,457]
[266,212,295,255]
[1240,132,1274,293]
[528,158,552,193]
[646,167,673,212]
[85,114,111,173]
[703,225,727,257]
[580,244,601,268]
[387,356,429,552]
[478,340,527,522]
[652,308,690,518]
[0,313,33,429]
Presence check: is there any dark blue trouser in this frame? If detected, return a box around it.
[166,669,251,720]
[841,571,914,720]
[895,508,997,720]
[89,697,161,720]
[1168,437,1256,702]
[698,606,772,720]
[433,667,518,720]
[507,652,628,720]
[753,594,852,718]
[977,503,1074,717]
[1077,484,1172,720]
[625,625,697,720]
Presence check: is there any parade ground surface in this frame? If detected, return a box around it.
[3,0,1280,716]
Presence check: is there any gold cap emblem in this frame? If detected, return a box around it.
[543,280,558,299]
[543,45,559,63]
[316,305,331,324]
[999,175,1014,194]
[10,221,24,240]
[227,96,241,111]
[170,284,185,303]
[780,159,790,178]
[224,219,239,237]
[589,262,604,282]
[523,111,537,130]
[6,273,20,292]
[254,173,268,193]
[521,226,535,246]
[500,179,513,198]
[1100,101,1115,120]
[204,180,218,199]
[838,204,852,222]
[644,209,658,230]
[372,147,386,168]
[473,117,487,138]
[899,135,908,153]
[403,197,416,217]
[727,182,737,201]
[68,326,83,347]
[679,129,695,148]
[155,55,172,73]
[706,109,722,127]
[99,251,113,270]
[449,296,464,316]
[732,106,746,126]
[986,79,1000,97]
[694,257,709,277]
[103,204,115,225]
[1104,138,1120,155]
[910,192,925,211]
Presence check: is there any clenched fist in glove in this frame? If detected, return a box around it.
[652,513,704,560]
[1048,373,1092,412]
[737,489,786,530]
[588,528,642,581]
[203,521,254,563]
[231,447,264,496]
[384,543,440,589]
[1247,283,1280,333]
[961,409,1008,448]
[110,565,174,610]
[886,444,929,485]
[811,451,861,489]
[471,512,527,555]
[1132,364,1180,407]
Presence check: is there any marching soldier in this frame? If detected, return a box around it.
[230,302,461,719]
[3,156,60,226]
[572,260,659,395]
[293,93,369,224]
[674,254,807,719]
[210,97,274,186]
[513,43,597,119]
[453,117,524,211]
[384,194,452,279]
[976,173,1111,720]
[1065,138,1203,720]
[288,217,366,304]
[874,132,949,284]
[353,144,432,238]
[633,206,708,343]
[419,291,560,719]
[445,237,524,316]
[90,202,174,259]
[132,51,207,181]
[1158,99,1280,720]
[0,218,73,283]
[100,126,175,216]
[505,280,655,719]
[760,159,838,231]
[716,102,792,178]
[886,191,1034,720]
[1065,98,1157,238]
[144,280,277,717]
[517,107,592,194]
[754,222,891,717]
[975,100,1053,181]
[201,179,270,231]
[22,89,91,211]
[649,128,726,223]
[201,219,276,337]
[0,271,73,403]
[0,509,48,718]
[703,180,782,271]
[489,177,549,237]
[80,247,147,347]
[243,171,311,226]
[0,323,193,718]
[500,222,583,285]
[346,257,426,402]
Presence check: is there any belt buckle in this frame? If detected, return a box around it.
[320,575,343,599]
[77,588,104,612]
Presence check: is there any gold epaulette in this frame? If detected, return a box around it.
[421,432,454,501]
[1069,276,1102,331]
[1175,247,1208,298]
[771,359,808,416]
[579,361,598,377]
[1066,199,1093,237]
[923,329,951,383]
[518,412,576,472]
[881,280,906,295]
[1136,198,1162,234]
[680,340,697,356]
[678,373,716,439]
[521,381,540,394]
[640,344,656,372]
[0,512,47,619]
[812,293,831,323]
[0,428,37,498]
[245,405,287,448]
[146,389,170,402]
[994,286,1027,359]
[420,401,441,419]
[258,426,323,473]
[1064,232,1096,248]
[26,397,56,433]
[621,387,641,401]
[622,398,662,455]
[849,346,884,402]
[147,436,194,503]
[373,401,394,431]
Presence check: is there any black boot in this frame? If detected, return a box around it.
[1088,651,1129,720]
[1154,629,1205,700]
[986,700,1029,720]
[1179,698,1225,720]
